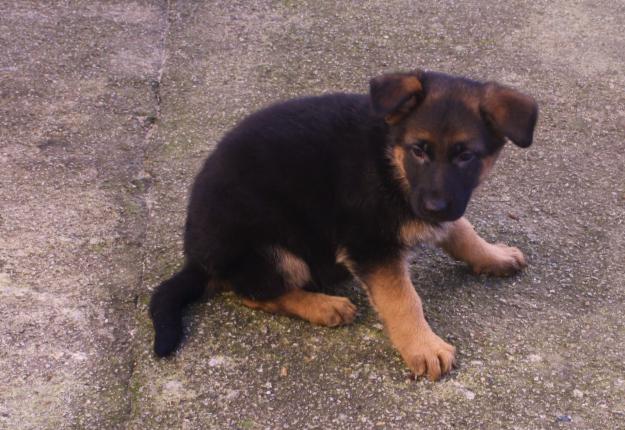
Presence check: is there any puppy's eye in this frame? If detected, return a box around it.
[456,151,475,163]
[411,142,428,159]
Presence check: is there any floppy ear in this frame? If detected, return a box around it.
[370,71,424,125]
[480,83,538,148]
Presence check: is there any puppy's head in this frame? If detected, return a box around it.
[370,70,538,223]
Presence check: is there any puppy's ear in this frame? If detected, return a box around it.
[480,83,538,148]
[370,71,424,125]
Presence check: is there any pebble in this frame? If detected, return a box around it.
[223,389,239,400]
[463,390,476,400]
[163,380,183,393]
[0,273,10,287]
[208,356,226,367]
[453,382,476,400]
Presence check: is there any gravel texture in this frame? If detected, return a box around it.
[1,1,624,429]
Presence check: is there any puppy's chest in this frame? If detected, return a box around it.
[399,220,450,247]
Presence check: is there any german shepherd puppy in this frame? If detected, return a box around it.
[150,70,538,381]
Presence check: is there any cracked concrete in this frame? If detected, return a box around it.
[1,0,168,427]
[1,0,624,429]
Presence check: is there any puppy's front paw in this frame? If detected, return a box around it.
[472,243,526,276]
[401,331,456,381]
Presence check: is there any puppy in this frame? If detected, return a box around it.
[149,70,538,381]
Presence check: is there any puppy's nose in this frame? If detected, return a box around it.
[423,196,448,213]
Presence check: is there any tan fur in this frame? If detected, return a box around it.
[269,247,311,288]
[404,128,481,149]
[481,84,513,125]
[335,246,355,272]
[401,75,423,94]
[387,145,411,193]
[448,130,473,142]
[478,149,502,184]
[399,220,451,246]
[241,289,357,327]
[385,96,418,125]
[403,128,434,144]
[383,75,422,125]
[439,217,526,276]
[359,258,455,381]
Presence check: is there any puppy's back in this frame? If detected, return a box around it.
[184,93,375,260]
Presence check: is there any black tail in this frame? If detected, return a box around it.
[149,262,209,357]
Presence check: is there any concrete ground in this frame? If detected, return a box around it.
[1,0,624,428]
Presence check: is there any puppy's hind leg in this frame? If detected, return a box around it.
[233,248,357,326]
[241,288,357,327]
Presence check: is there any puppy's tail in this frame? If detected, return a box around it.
[149,262,209,357]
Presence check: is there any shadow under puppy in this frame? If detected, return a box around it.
[150,70,538,381]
